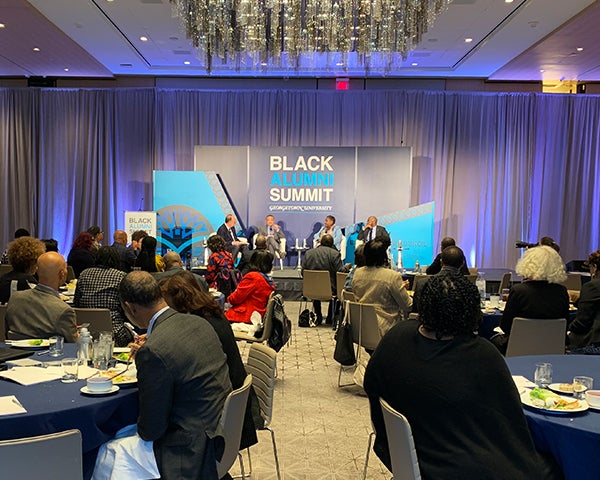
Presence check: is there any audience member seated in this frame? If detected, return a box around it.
[568,249,600,353]
[412,245,466,313]
[73,246,133,347]
[425,236,469,275]
[67,232,97,278]
[313,215,343,250]
[344,244,366,292]
[495,245,569,354]
[238,234,267,276]
[134,236,164,273]
[93,271,231,479]
[158,270,259,450]
[205,235,235,289]
[357,216,390,244]
[111,230,136,272]
[217,213,249,263]
[352,239,412,337]
[6,252,77,342]
[258,214,285,259]
[302,234,349,325]
[155,251,208,291]
[226,250,275,324]
[41,238,59,253]
[129,230,148,257]
[364,274,562,480]
[87,225,104,251]
[0,228,30,264]
[0,236,45,304]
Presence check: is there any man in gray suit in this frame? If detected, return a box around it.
[258,214,285,259]
[6,251,77,342]
[118,271,231,479]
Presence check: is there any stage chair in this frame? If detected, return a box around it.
[505,317,567,357]
[0,429,82,479]
[73,308,112,340]
[243,343,281,480]
[216,374,253,479]
[379,398,422,480]
[234,292,276,344]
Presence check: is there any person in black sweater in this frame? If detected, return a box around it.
[425,236,469,275]
[364,274,562,480]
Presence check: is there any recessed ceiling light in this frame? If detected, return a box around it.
[140,36,148,42]
[0,23,5,29]
[411,62,418,66]
[33,47,40,52]
[540,69,545,73]
[336,62,344,66]
[505,0,514,3]
[465,38,473,43]
[64,68,69,72]
[261,62,268,66]
[184,61,191,65]
[577,47,584,52]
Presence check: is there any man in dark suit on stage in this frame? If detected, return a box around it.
[217,213,248,262]
[258,214,285,259]
[302,234,349,325]
[357,216,390,245]
[118,271,232,479]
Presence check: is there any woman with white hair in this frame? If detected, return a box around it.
[499,246,569,350]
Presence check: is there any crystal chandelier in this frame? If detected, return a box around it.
[170,0,451,74]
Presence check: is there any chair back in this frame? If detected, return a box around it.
[347,301,382,351]
[562,273,582,291]
[411,275,431,293]
[73,308,112,340]
[465,274,477,284]
[0,264,12,277]
[498,272,511,294]
[468,267,478,275]
[246,343,277,426]
[505,317,567,357]
[302,270,333,301]
[216,374,253,479]
[0,304,6,341]
[339,235,347,262]
[341,289,356,302]
[379,399,421,480]
[0,429,82,479]
[66,266,76,282]
[336,272,349,300]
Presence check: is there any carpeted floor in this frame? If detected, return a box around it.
[233,301,390,480]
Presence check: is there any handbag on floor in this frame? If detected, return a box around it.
[334,319,356,366]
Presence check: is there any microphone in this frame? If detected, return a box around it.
[138,197,144,211]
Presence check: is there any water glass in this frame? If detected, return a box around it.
[534,363,553,388]
[99,331,114,359]
[573,376,593,399]
[61,358,79,383]
[489,293,500,308]
[92,340,111,371]
[48,335,64,357]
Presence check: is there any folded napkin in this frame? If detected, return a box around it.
[512,375,536,393]
[0,395,27,416]
[0,366,64,385]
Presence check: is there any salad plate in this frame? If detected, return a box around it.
[8,339,50,350]
[521,388,588,415]
[100,368,137,387]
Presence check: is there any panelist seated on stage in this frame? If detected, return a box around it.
[226,250,275,324]
[426,236,469,276]
[216,213,249,261]
[313,215,343,250]
[0,236,45,304]
[6,251,78,342]
[93,271,232,480]
[357,216,390,244]
[258,214,286,259]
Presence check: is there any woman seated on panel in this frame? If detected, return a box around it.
[496,245,569,353]
[134,236,164,273]
[205,235,235,289]
[67,232,96,278]
[158,270,258,450]
[73,246,133,347]
[364,274,563,480]
[225,250,275,324]
[568,249,600,353]
[0,236,45,304]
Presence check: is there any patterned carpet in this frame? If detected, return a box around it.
[233,301,391,480]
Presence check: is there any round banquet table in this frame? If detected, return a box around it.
[0,343,138,479]
[505,354,600,480]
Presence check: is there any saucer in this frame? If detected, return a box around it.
[80,385,119,396]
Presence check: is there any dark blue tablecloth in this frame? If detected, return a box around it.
[0,343,138,478]
[505,354,600,480]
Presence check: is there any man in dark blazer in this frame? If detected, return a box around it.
[117,271,232,479]
[111,230,137,272]
[6,251,78,342]
[357,216,390,245]
[302,234,349,325]
[258,214,285,259]
[426,236,469,275]
[217,213,248,262]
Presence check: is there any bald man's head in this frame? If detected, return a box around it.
[113,230,128,246]
[37,252,68,290]
[163,251,183,269]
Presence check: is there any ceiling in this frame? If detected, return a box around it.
[1,0,600,82]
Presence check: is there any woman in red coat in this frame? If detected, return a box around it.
[226,250,275,324]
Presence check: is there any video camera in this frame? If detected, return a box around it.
[515,241,538,249]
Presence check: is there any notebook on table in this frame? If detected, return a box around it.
[0,347,34,363]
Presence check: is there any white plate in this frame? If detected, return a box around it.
[520,390,588,414]
[100,369,137,386]
[113,347,130,353]
[8,339,50,349]
[548,383,574,395]
[80,385,120,396]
